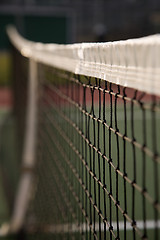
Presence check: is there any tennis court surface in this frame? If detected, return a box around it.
[0,26,159,240]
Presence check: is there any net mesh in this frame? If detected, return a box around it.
[3,27,160,240]
[23,63,160,240]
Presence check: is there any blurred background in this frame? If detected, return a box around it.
[0,0,160,238]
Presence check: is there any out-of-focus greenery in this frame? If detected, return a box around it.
[0,52,12,86]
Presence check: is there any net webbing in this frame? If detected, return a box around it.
[2,26,160,240]
[25,64,160,240]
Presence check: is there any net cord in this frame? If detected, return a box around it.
[7,25,160,96]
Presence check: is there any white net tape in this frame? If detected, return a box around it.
[7,25,160,96]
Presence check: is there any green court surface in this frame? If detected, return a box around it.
[0,103,159,239]
[37,101,160,239]
[0,109,20,240]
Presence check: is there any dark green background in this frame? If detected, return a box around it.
[0,15,67,49]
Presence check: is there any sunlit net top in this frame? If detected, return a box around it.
[7,25,160,96]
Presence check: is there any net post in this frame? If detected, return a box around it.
[9,58,38,234]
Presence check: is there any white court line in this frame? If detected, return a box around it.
[43,220,160,233]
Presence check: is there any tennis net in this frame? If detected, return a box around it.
[5,26,160,240]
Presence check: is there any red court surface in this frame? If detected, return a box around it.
[0,88,12,108]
